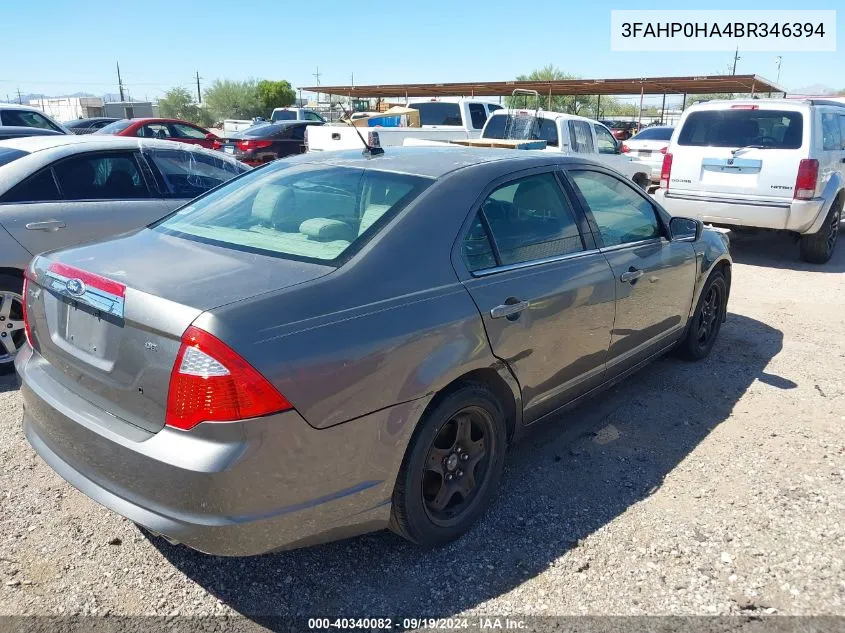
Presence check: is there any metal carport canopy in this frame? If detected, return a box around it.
[301,74,784,98]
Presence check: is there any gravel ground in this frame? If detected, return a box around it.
[0,231,843,626]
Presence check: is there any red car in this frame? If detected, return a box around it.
[94,118,218,149]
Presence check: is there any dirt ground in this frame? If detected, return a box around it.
[1,230,843,625]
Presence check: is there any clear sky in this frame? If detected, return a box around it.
[2,0,842,107]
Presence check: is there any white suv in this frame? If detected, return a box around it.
[654,99,845,263]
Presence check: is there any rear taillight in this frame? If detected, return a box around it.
[165,326,292,431]
[660,146,668,154]
[237,140,273,151]
[21,273,33,349]
[620,144,630,153]
[730,104,759,110]
[794,159,819,200]
[212,140,221,151]
[660,152,673,190]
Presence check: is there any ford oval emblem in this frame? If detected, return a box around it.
[65,278,86,297]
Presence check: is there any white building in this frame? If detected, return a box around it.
[29,97,104,122]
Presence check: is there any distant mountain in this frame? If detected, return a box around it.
[791,83,834,95]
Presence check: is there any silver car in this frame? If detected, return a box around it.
[17,148,731,555]
[0,135,248,369]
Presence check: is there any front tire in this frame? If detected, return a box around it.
[390,385,507,547]
[675,271,727,361]
[800,199,841,264]
[0,274,25,374]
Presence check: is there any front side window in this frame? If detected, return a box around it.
[170,123,208,139]
[468,104,488,130]
[678,109,804,149]
[137,123,170,139]
[593,124,618,154]
[155,164,431,264]
[407,102,462,126]
[0,110,61,132]
[821,113,841,151]
[304,111,324,122]
[146,148,246,198]
[53,153,147,200]
[467,173,584,267]
[568,121,595,153]
[1,169,60,203]
[569,170,661,247]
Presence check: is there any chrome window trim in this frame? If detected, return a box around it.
[471,248,601,277]
[599,237,665,253]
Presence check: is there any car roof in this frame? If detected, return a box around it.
[0,134,218,155]
[291,146,588,179]
[686,99,810,112]
[0,102,47,113]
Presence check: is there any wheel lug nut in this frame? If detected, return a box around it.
[446,474,453,481]
[461,453,469,460]
[457,470,463,477]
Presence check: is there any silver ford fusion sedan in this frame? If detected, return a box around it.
[16,147,731,556]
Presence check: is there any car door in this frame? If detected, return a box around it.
[2,150,164,255]
[565,166,696,375]
[456,169,617,424]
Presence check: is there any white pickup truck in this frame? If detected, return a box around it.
[478,109,653,187]
[305,98,503,152]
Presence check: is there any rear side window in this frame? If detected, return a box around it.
[821,113,841,151]
[678,110,804,149]
[53,152,148,200]
[464,173,584,268]
[170,123,207,139]
[408,102,462,126]
[468,104,488,130]
[146,148,245,198]
[568,121,595,153]
[155,164,431,265]
[593,124,618,154]
[1,169,61,203]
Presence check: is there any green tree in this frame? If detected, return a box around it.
[505,65,623,118]
[257,80,296,112]
[158,87,200,121]
[203,79,264,121]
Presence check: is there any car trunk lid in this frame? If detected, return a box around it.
[26,229,333,433]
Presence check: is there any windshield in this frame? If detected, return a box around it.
[94,119,133,135]
[0,147,29,167]
[678,110,804,149]
[631,127,673,141]
[154,162,432,265]
[271,110,297,122]
[407,102,462,126]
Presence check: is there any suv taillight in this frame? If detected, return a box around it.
[21,274,33,349]
[165,326,292,430]
[238,140,273,151]
[620,143,629,153]
[660,152,673,190]
[794,159,819,200]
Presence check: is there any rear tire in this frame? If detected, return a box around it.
[674,271,727,361]
[389,385,507,547]
[799,199,842,264]
[0,273,25,375]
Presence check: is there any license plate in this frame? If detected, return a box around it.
[64,300,110,358]
[638,150,652,157]
[223,145,235,154]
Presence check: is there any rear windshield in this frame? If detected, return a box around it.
[408,102,462,126]
[0,147,28,167]
[154,163,432,265]
[94,119,133,134]
[243,123,285,137]
[483,114,559,147]
[631,127,673,141]
[678,110,804,149]
[271,110,297,122]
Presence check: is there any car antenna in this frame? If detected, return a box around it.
[344,116,384,157]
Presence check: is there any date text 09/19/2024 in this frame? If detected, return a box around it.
[307,617,527,630]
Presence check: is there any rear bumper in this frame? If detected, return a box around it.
[17,346,427,556]
[654,189,825,233]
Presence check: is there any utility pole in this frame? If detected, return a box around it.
[196,71,202,104]
[17,88,22,105]
[351,72,354,88]
[116,62,125,101]
[313,66,321,103]
[775,56,783,85]
[731,47,740,75]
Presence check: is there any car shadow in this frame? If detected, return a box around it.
[728,222,845,273]
[0,370,18,393]
[149,312,790,626]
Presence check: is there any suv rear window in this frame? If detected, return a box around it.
[483,114,559,147]
[155,163,431,265]
[271,110,297,122]
[631,127,673,141]
[408,102,462,126]
[678,109,804,149]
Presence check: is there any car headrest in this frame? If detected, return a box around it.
[252,184,295,228]
[513,179,558,213]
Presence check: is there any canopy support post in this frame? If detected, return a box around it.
[660,93,666,125]
[637,85,644,130]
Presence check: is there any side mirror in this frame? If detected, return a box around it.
[669,216,703,241]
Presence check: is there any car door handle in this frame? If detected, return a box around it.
[620,268,643,283]
[490,300,529,319]
[25,221,66,231]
